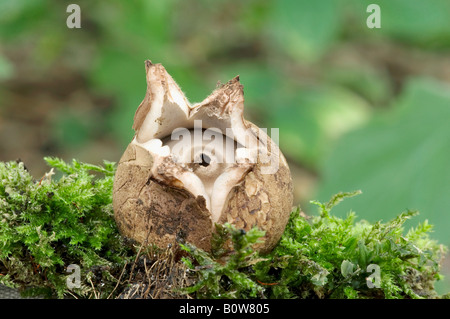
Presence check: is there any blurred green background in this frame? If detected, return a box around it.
[0,0,449,294]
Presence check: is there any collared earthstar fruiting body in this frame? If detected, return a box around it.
[112,61,293,253]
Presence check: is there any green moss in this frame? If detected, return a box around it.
[180,224,266,299]
[182,191,448,299]
[0,158,135,298]
[0,159,447,299]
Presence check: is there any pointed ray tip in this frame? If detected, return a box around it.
[145,60,154,71]
[224,75,241,87]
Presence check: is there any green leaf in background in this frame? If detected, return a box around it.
[269,0,341,62]
[353,0,450,48]
[269,86,371,169]
[315,78,450,247]
[324,65,393,107]
[0,0,47,40]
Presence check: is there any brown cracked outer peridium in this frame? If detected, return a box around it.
[113,143,213,252]
[218,123,293,254]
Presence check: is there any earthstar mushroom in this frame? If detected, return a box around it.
[112,61,293,253]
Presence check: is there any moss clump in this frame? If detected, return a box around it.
[180,224,267,299]
[0,159,447,299]
[0,158,135,298]
[182,191,447,299]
